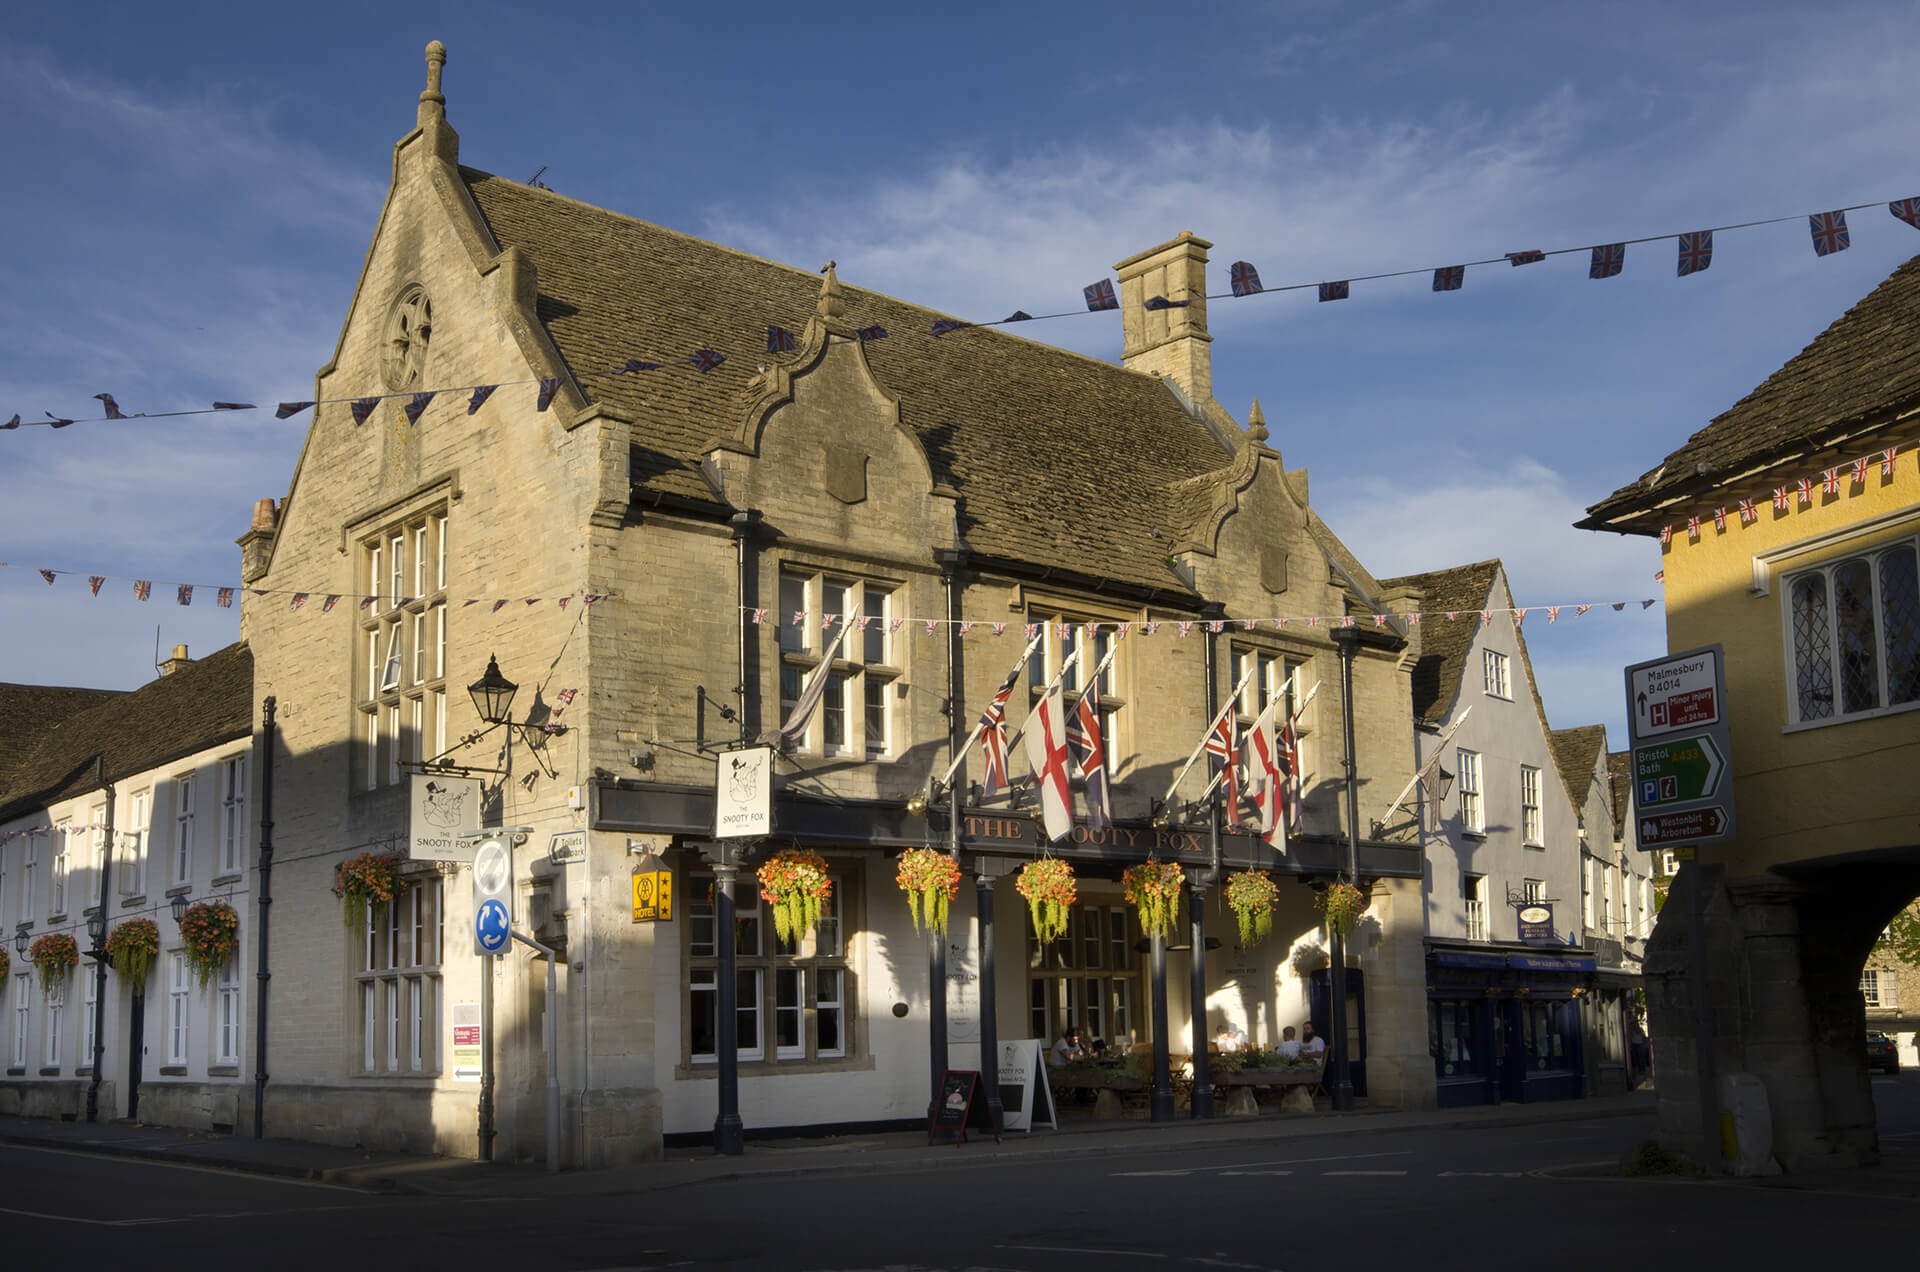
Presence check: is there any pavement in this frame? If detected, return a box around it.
[0,1089,1664,1197]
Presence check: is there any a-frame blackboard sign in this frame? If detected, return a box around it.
[927,1069,1000,1146]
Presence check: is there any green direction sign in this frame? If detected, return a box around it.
[1633,734,1724,808]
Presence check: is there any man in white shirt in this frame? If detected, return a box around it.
[1277,1025,1302,1059]
[1300,1022,1327,1064]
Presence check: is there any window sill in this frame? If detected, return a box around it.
[208,1065,240,1077]
[159,1065,188,1076]
[47,912,68,926]
[211,873,244,888]
[120,895,147,909]
[39,1067,62,1077]
[76,1067,91,1077]
[5,1068,23,1077]
[677,1053,875,1081]
[1458,830,1487,841]
[1523,842,1545,851]
[165,884,192,898]
[1782,697,1920,734]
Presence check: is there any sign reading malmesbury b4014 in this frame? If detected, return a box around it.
[1624,644,1736,850]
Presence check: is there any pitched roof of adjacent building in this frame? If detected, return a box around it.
[1377,560,1502,726]
[1548,725,1608,817]
[458,168,1311,600]
[1582,251,1920,532]
[1606,749,1632,834]
[0,684,124,789]
[0,643,252,824]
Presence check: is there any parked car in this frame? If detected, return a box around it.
[1867,1031,1900,1073]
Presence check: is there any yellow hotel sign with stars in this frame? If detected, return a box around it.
[632,863,672,923]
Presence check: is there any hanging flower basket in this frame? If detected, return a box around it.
[0,948,8,980]
[1015,857,1076,944]
[1224,870,1279,948]
[28,932,79,994]
[895,847,962,937]
[105,917,161,989]
[333,853,407,934]
[178,900,241,989]
[1124,859,1186,941]
[756,848,833,945]
[1316,881,1367,935]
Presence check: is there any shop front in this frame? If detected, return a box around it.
[1426,945,1596,1108]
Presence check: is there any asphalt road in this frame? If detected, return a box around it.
[5,1079,1919,1271]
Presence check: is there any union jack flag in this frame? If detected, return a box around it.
[1822,468,1840,495]
[1660,524,1672,545]
[536,378,562,411]
[991,622,1007,636]
[1339,615,1356,628]
[925,620,938,636]
[1143,295,1191,311]
[1318,281,1349,302]
[1809,211,1850,257]
[1406,613,1419,625]
[1024,623,1040,641]
[1885,446,1900,476]
[217,587,233,608]
[1230,261,1263,297]
[1116,623,1131,639]
[275,402,313,419]
[1203,714,1240,824]
[1739,498,1756,523]
[1445,612,1458,622]
[1243,618,1258,631]
[1686,516,1700,541]
[350,397,380,426]
[94,393,127,419]
[1798,478,1814,504]
[1676,230,1713,277]
[290,593,308,610]
[1206,621,1223,634]
[89,576,104,596]
[1575,604,1592,617]
[1277,715,1299,829]
[583,594,603,605]
[1481,611,1494,627]
[624,359,660,372]
[929,321,970,337]
[1373,614,1386,626]
[856,325,888,342]
[688,350,728,372]
[1547,606,1561,623]
[38,569,55,585]
[1513,609,1527,628]
[1589,243,1625,279]
[1084,279,1119,312]
[178,584,193,606]
[1713,507,1727,531]
[766,325,798,354]
[889,618,906,633]
[134,580,150,601]
[1893,198,1920,231]
[791,611,806,628]
[1066,676,1111,831]
[1178,621,1194,638]
[468,385,497,415]
[960,622,975,636]
[492,600,510,613]
[1144,621,1160,636]
[823,613,837,631]
[322,595,341,613]
[1507,249,1545,266]
[1853,457,1870,484]
[976,662,1023,798]
[1773,487,1789,511]
[2,415,17,429]
[361,597,378,611]
[404,392,435,424]
[1002,310,1033,323]
[1433,265,1465,292]
[556,688,576,706]
[557,598,569,610]
[1056,623,1071,639]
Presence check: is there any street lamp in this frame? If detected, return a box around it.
[169,893,189,924]
[12,928,26,956]
[468,654,518,726]
[85,911,106,953]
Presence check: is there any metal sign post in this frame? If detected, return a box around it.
[463,827,529,1164]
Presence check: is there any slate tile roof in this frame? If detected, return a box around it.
[1548,724,1608,818]
[1606,749,1632,834]
[1377,560,1501,726]
[1583,250,1920,531]
[459,168,1253,597]
[0,643,252,824]
[0,684,124,789]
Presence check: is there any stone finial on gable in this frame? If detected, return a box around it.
[419,41,447,122]
[817,262,846,320]
[1245,397,1270,446]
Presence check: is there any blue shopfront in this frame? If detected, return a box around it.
[1426,945,1597,1109]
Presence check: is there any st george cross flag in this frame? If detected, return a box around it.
[1589,243,1625,279]
[1809,211,1850,257]
[765,608,860,753]
[1024,680,1075,842]
[536,378,562,411]
[404,392,435,425]
[1083,279,1119,312]
[1229,261,1263,297]
[976,660,1024,798]
[1318,281,1349,302]
[1240,694,1287,847]
[1894,198,1920,231]
[1065,678,1111,832]
[1677,230,1713,277]
[1203,714,1240,824]
[1433,265,1465,292]
[467,384,498,415]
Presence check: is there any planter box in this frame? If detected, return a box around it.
[1051,1070,1145,1091]
[1219,1067,1320,1087]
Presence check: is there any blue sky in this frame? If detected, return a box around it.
[3,0,1918,750]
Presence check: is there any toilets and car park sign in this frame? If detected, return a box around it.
[1624,643,1736,851]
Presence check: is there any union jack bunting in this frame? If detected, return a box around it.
[960,622,975,636]
[1143,296,1191,311]
[2,415,17,429]
[289,593,308,610]
[429,597,446,609]
[991,622,1007,636]
[350,397,380,426]
[1589,243,1625,279]
[1206,621,1224,634]
[1885,446,1900,476]
[1276,618,1289,627]
[1003,311,1033,323]
[1507,250,1546,266]
[1374,614,1387,626]
[1066,674,1111,832]
[855,325,888,342]
[1083,279,1119,312]
[1145,621,1160,636]
[404,392,435,424]
[1056,623,1071,639]
[1084,623,1102,639]
[1306,617,1319,627]
[1821,469,1840,495]
[1713,507,1727,531]
[1660,524,1672,545]
[1894,199,1920,231]
[583,594,603,605]
[38,569,54,584]
[624,360,660,372]
[766,325,798,353]
[1445,612,1458,622]
[361,597,378,611]
[1653,572,1664,585]
[822,613,836,631]
[1739,498,1756,523]
[1852,457,1869,484]
[1230,261,1263,297]
[555,688,576,706]
[888,618,905,633]
[688,350,728,372]
[177,584,193,606]
[1676,230,1713,277]
[1318,281,1349,303]
[1773,487,1789,510]
[976,662,1024,799]
[1116,623,1131,639]
[89,576,104,596]
[462,599,481,607]
[557,598,568,610]
[1025,624,1040,641]
[536,378,562,411]
[275,402,313,419]
[1433,265,1465,292]
[1203,714,1240,824]
[134,580,151,601]
[1809,211,1850,257]
[1797,478,1813,505]
[924,620,938,636]
[1547,606,1561,623]
[1178,621,1194,638]
[1686,516,1700,542]
[791,611,805,627]
[492,600,510,613]
[854,616,872,632]
[1338,616,1355,627]
[1513,610,1527,628]
[467,385,497,415]
[321,595,341,613]
[749,608,766,624]
[1481,611,1494,627]
[1243,619,1258,631]
[213,402,252,411]
[929,321,971,337]
[1575,605,1592,617]
[94,393,127,418]
[1406,613,1420,625]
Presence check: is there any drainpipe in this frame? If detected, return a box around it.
[253,696,276,1138]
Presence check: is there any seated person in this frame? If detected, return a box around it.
[1215,1023,1247,1051]
[1300,1022,1327,1064]
[1050,1028,1087,1066]
[1276,1025,1302,1059]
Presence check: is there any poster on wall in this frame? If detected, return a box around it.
[410,773,480,862]
[451,1001,481,1081]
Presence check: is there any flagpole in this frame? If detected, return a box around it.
[1377,705,1473,827]
[1161,661,1263,806]
[931,630,1045,792]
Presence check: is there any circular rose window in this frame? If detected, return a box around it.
[380,284,433,390]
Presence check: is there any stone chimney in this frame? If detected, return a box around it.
[238,496,279,583]
[1115,232,1214,403]
[160,644,192,676]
